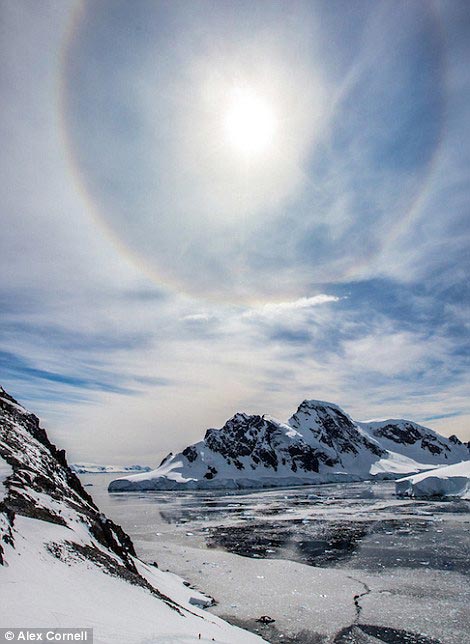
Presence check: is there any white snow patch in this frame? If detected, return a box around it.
[370,451,438,476]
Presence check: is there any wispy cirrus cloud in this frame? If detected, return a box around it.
[0,1,469,464]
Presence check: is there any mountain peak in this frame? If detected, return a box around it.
[290,399,355,427]
[111,395,470,491]
[298,398,345,410]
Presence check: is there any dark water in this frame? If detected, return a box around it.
[78,475,470,643]
[83,476,470,575]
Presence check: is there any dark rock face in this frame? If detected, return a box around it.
[374,422,422,444]
[204,466,218,480]
[205,414,282,470]
[290,401,386,459]
[287,444,321,473]
[202,405,386,478]
[421,436,447,455]
[372,421,450,456]
[159,452,173,466]
[0,387,137,572]
[182,446,198,463]
[205,414,267,458]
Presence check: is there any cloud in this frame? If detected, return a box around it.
[0,0,469,465]
[181,313,215,322]
[58,0,452,301]
[243,295,341,318]
[341,331,444,377]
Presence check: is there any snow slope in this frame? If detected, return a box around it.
[71,463,151,474]
[396,460,470,499]
[0,387,264,644]
[110,399,469,491]
[358,418,469,465]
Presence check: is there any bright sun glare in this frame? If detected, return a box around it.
[224,88,277,156]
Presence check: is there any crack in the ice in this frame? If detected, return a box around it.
[347,575,371,622]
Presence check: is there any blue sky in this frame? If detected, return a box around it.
[0,0,469,463]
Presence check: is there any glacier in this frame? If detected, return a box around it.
[396,460,470,499]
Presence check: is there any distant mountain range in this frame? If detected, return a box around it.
[71,463,151,474]
[109,399,470,491]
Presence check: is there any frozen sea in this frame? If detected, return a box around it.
[79,475,470,643]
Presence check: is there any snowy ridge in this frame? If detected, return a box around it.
[358,418,468,464]
[109,399,469,491]
[0,387,263,643]
[396,461,470,499]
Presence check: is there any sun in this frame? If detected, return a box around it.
[223,87,277,156]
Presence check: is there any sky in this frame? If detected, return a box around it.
[1,0,469,465]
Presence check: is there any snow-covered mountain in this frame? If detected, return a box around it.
[0,387,263,643]
[71,463,151,474]
[109,399,469,491]
[358,418,468,464]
